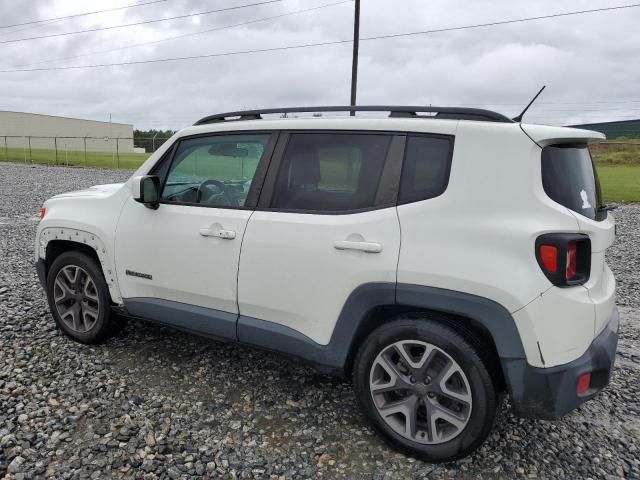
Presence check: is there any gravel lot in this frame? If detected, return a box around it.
[1,162,639,479]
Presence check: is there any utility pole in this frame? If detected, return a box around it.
[349,0,360,116]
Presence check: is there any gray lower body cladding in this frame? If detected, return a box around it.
[35,260,618,420]
[506,307,619,419]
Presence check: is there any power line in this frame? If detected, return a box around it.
[0,0,169,30]
[0,0,283,45]
[13,0,351,69]
[356,3,640,42]
[0,0,169,39]
[447,100,640,106]
[2,2,639,72]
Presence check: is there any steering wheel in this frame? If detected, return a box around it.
[196,179,226,203]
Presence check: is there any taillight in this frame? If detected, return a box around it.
[539,245,558,273]
[39,207,47,220]
[536,234,590,286]
[565,242,577,281]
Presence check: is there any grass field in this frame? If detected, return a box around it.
[591,141,640,202]
[595,166,640,202]
[2,141,639,202]
[1,146,150,169]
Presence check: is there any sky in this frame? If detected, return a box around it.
[0,0,639,130]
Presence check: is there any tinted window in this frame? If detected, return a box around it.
[398,135,453,204]
[542,145,604,221]
[161,134,270,208]
[271,133,392,212]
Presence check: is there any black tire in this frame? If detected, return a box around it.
[353,317,497,462]
[46,251,114,344]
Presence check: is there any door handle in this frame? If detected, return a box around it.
[334,240,383,253]
[199,228,236,239]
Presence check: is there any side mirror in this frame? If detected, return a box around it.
[132,175,161,209]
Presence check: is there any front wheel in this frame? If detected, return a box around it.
[353,317,498,462]
[46,251,115,344]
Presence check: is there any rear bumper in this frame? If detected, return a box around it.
[505,306,619,419]
[35,258,47,289]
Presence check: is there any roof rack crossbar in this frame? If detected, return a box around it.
[194,105,513,125]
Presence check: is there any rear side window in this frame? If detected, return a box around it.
[542,145,604,221]
[271,133,392,212]
[398,135,453,204]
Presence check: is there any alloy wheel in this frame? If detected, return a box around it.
[53,265,100,333]
[369,340,472,445]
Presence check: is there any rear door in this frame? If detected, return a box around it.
[237,131,403,345]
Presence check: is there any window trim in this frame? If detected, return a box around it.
[256,129,405,215]
[396,132,455,206]
[149,130,279,211]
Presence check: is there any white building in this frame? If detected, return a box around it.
[0,111,134,153]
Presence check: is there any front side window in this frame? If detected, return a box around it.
[271,133,392,212]
[161,134,270,208]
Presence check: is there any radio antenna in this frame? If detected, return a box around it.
[513,85,546,122]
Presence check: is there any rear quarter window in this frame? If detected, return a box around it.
[541,145,605,221]
[398,135,454,204]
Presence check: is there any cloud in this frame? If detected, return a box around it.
[1,0,639,129]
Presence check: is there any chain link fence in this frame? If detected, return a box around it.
[1,134,637,169]
[1,134,172,169]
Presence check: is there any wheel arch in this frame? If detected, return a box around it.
[46,240,100,272]
[38,228,122,304]
[337,283,526,391]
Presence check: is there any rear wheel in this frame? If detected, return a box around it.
[46,251,115,344]
[353,317,497,462]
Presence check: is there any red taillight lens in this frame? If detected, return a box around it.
[539,245,558,273]
[565,242,577,280]
[576,372,591,394]
[39,207,47,220]
[536,234,590,287]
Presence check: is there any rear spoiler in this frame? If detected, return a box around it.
[520,124,606,148]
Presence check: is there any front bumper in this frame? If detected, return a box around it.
[35,258,47,289]
[505,306,619,419]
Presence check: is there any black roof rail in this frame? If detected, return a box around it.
[193,105,514,125]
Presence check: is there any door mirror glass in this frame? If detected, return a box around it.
[133,175,160,209]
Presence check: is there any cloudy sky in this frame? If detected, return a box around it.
[1,0,639,130]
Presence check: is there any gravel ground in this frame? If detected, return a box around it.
[0,161,639,479]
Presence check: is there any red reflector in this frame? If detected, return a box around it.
[577,372,591,394]
[566,242,577,280]
[39,207,47,220]
[539,245,558,273]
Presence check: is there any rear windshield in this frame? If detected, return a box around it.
[541,145,604,221]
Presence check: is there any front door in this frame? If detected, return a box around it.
[115,132,275,338]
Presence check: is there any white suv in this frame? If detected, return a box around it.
[34,106,618,462]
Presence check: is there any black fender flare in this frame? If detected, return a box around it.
[236,282,526,376]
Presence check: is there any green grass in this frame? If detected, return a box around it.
[591,142,640,166]
[0,146,150,169]
[596,165,640,203]
[591,141,640,202]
